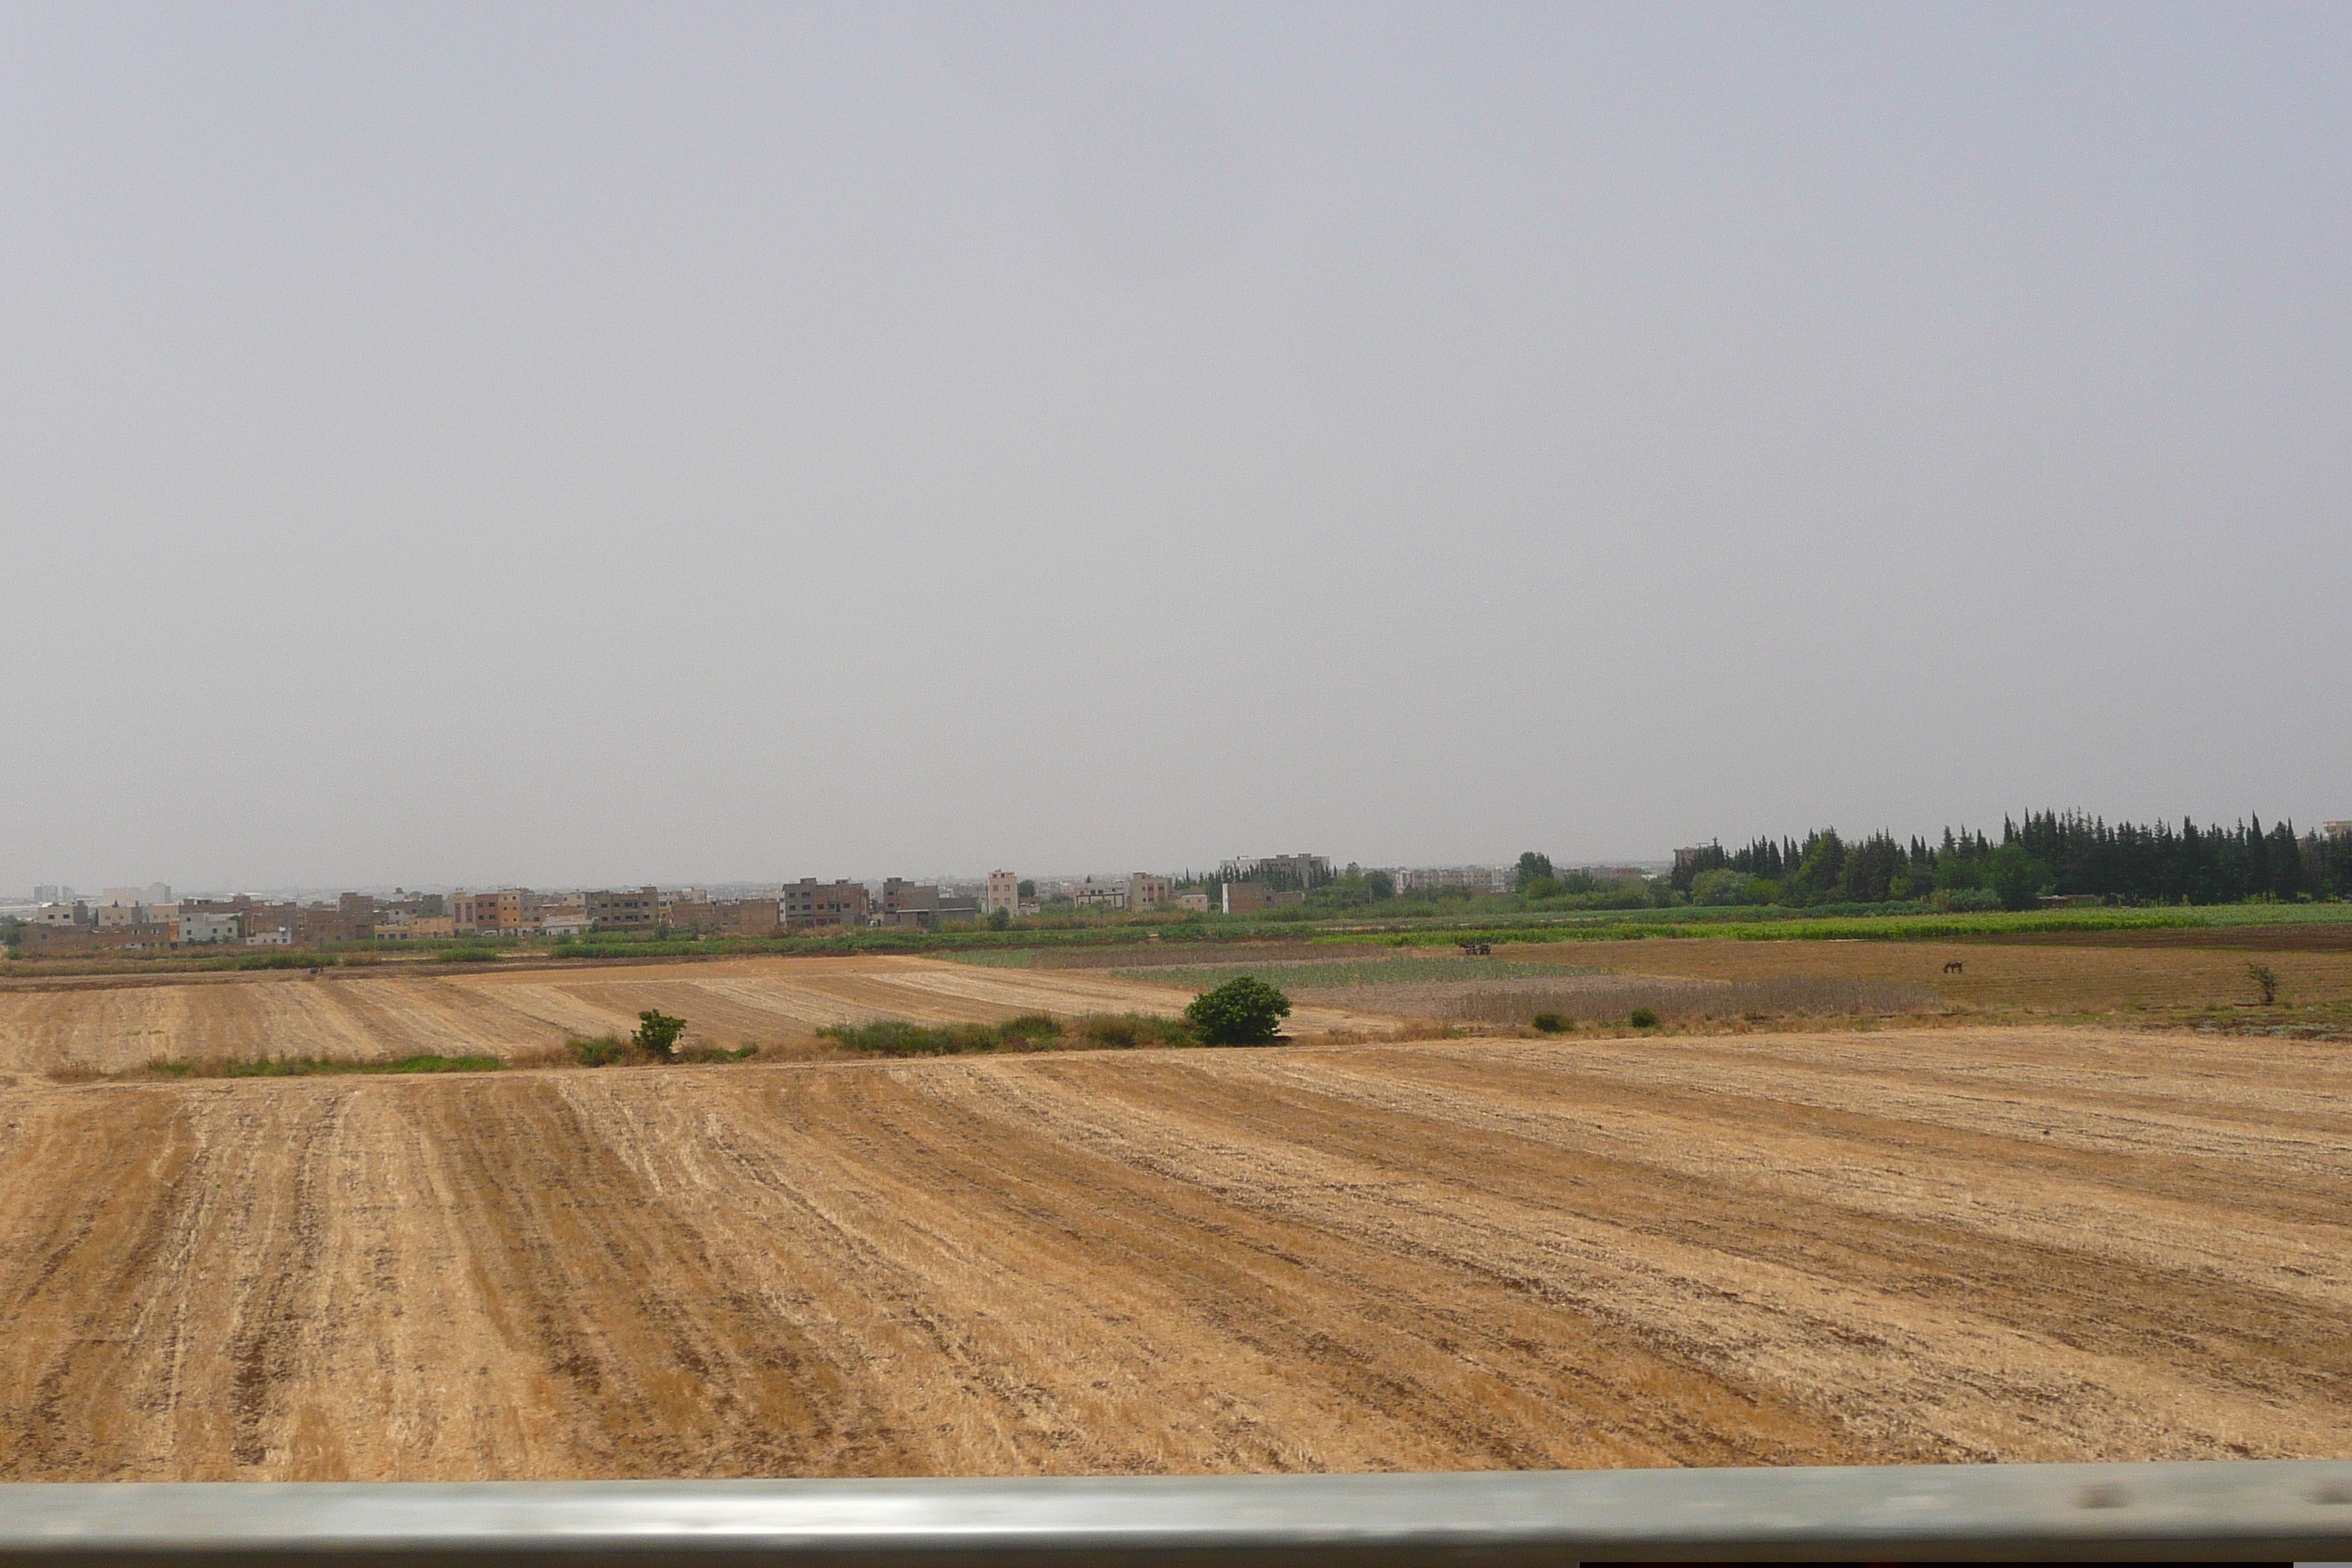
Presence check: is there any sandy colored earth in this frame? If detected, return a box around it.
[0,955,1387,1074]
[1,1025,2345,1480]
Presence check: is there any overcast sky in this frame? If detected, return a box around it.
[4,3,2347,892]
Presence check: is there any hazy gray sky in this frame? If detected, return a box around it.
[5,3,2347,891]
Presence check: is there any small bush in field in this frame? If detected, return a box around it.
[1073,1014,1196,1049]
[1185,976,1292,1044]
[1628,1007,1660,1029]
[1530,1011,1569,1033]
[633,1009,688,1061]
[570,1036,631,1066]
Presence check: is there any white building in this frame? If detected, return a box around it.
[1070,879,1126,911]
[178,911,241,944]
[31,902,86,926]
[245,927,293,946]
[1394,866,1511,894]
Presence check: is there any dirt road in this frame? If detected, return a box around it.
[0,955,1385,1074]
[1,1025,2344,1479]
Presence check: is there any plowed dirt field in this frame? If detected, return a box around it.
[0,955,1387,1074]
[1,1025,2345,1480]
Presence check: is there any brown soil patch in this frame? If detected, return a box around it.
[0,1025,2344,1480]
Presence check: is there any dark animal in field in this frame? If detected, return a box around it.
[1943,960,1964,974]
[1460,942,1494,957]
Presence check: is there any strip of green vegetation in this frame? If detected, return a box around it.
[818,1012,1196,1058]
[144,1053,504,1078]
[1316,902,2352,947]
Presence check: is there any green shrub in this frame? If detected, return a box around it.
[679,1044,761,1063]
[815,1011,1196,1058]
[148,1053,502,1078]
[1530,1011,1569,1033]
[1628,1007,1660,1029]
[442,946,500,963]
[1071,1013,1196,1049]
[570,1036,631,1067]
[997,1012,1065,1046]
[633,1009,688,1061]
[1184,976,1292,1045]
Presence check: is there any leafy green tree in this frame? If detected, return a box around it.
[988,908,1011,930]
[1689,868,1758,906]
[1515,851,1555,891]
[1184,976,1292,1044]
[633,1009,688,1061]
[1017,879,1036,899]
[1983,844,2052,911]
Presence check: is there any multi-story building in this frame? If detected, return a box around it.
[1394,865,1511,894]
[881,879,940,927]
[31,901,88,927]
[783,878,868,928]
[584,887,660,932]
[1070,879,1126,911]
[178,911,241,944]
[1127,873,1172,911]
[984,870,1019,915]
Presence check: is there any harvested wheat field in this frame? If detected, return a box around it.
[1,1025,2346,1481]
[0,954,1386,1074]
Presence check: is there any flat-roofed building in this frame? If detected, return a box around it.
[881,878,941,927]
[584,886,660,932]
[1128,873,1172,911]
[1071,879,1126,911]
[984,870,1019,915]
[1221,881,1268,914]
[783,878,868,929]
[178,911,241,944]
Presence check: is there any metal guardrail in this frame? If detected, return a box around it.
[1,1460,2349,1564]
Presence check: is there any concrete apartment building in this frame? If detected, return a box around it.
[783,878,868,929]
[881,879,940,928]
[178,911,241,944]
[984,870,1019,915]
[1070,878,1126,911]
[1128,874,1172,911]
[1395,865,1511,894]
[584,887,660,932]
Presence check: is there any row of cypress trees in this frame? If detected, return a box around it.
[1673,812,2352,907]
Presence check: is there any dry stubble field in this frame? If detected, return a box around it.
[2,998,2348,1480]
[0,954,1385,1075]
